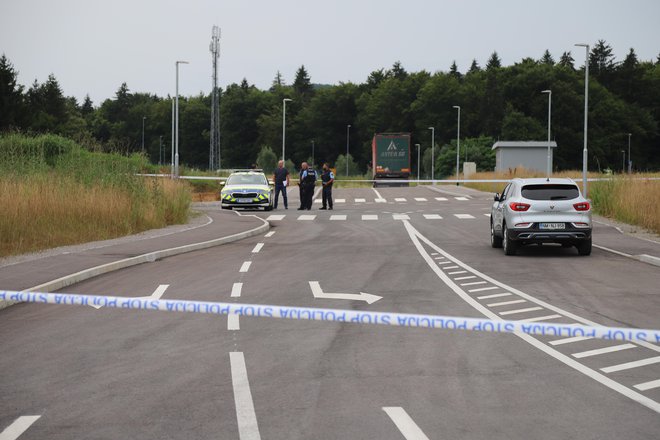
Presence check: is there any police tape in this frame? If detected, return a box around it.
[3,290,659,343]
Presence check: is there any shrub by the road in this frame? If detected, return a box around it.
[0,133,190,257]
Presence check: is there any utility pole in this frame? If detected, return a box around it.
[209,26,221,171]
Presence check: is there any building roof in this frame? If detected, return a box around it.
[492,141,557,150]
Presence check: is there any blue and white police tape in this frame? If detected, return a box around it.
[3,290,659,343]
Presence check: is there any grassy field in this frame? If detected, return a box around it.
[0,133,191,257]
[457,169,660,235]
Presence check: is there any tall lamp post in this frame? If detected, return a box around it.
[428,127,435,183]
[415,143,421,181]
[171,99,174,177]
[453,106,461,184]
[346,124,351,176]
[575,43,589,196]
[175,60,189,178]
[541,90,552,179]
[627,133,632,174]
[621,150,626,174]
[141,116,146,153]
[282,98,292,161]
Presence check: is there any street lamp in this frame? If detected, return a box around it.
[428,127,435,183]
[627,133,632,174]
[541,90,552,179]
[175,60,189,178]
[171,99,174,177]
[282,98,292,161]
[141,116,146,153]
[621,150,626,173]
[346,125,351,176]
[415,144,421,181]
[575,43,589,196]
[453,106,461,185]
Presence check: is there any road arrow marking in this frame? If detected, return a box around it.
[90,284,169,309]
[308,281,382,304]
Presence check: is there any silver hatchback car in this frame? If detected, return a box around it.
[490,178,592,256]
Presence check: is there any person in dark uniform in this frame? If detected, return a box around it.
[298,162,307,210]
[319,163,334,210]
[272,160,290,209]
[298,163,317,210]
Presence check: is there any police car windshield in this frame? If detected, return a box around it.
[226,174,268,186]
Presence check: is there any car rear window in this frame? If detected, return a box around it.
[521,184,579,200]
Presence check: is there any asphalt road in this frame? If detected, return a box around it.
[1,185,659,439]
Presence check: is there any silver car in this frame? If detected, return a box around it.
[490,178,592,256]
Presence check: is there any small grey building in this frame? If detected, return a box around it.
[492,141,557,172]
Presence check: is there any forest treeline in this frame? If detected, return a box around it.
[1,40,659,175]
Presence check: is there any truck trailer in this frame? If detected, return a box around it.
[371,133,411,185]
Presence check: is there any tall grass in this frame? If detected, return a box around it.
[0,133,191,257]
[459,168,660,234]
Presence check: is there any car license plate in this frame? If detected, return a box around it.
[237,198,253,203]
[539,223,565,230]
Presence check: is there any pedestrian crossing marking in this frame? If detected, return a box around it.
[266,215,285,221]
[392,214,410,220]
[454,214,475,219]
[375,198,387,203]
[423,214,443,219]
[435,197,448,201]
[298,215,316,220]
[455,197,469,201]
[362,214,378,220]
[355,198,366,203]
[265,213,481,222]
[414,197,428,202]
[330,215,347,221]
[395,198,407,202]
[335,199,346,203]
[314,198,322,203]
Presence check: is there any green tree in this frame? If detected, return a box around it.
[256,145,277,173]
[486,52,502,70]
[0,54,24,130]
[559,51,575,70]
[540,50,555,66]
[293,65,313,101]
[501,107,545,140]
[334,153,360,176]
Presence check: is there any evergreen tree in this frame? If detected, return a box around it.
[270,71,285,91]
[620,48,638,70]
[449,61,462,79]
[486,52,502,70]
[0,54,24,129]
[81,94,94,116]
[240,78,249,91]
[468,59,481,74]
[590,39,616,76]
[559,51,575,69]
[540,49,555,65]
[391,61,408,79]
[293,65,313,99]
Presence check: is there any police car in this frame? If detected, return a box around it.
[220,170,274,211]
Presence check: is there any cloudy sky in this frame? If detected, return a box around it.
[2,0,658,104]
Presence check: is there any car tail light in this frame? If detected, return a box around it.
[573,202,590,211]
[515,222,533,228]
[509,202,531,212]
[572,222,590,228]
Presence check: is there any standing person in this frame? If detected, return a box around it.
[272,160,290,209]
[320,163,334,210]
[299,162,317,210]
[297,162,308,210]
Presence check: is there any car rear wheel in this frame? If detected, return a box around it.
[503,224,518,256]
[576,238,592,256]
[491,220,503,248]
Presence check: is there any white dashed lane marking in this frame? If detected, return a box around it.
[383,407,430,440]
[297,215,316,221]
[251,243,264,253]
[362,215,378,221]
[231,283,243,298]
[264,231,276,237]
[414,197,428,202]
[330,215,347,221]
[228,314,240,331]
[266,215,285,221]
[0,416,41,440]
[454,214,475,219]
[395,198,407,202]
[423,214,443,219]
[392,214,410,220]
[355,198,366,203]
[239,262,252,273]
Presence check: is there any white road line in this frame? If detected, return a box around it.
[402,219,660,414]
[230,352,261,440]
[362,215,378,220]
[423,214,443,219]
[601,356,660,373]
[433,256,445,260]
[414,197,428,202]
[435,197,448,201]
[519,314,562,323]
[330,215,347,221]
[572,344,636,359]
[549,336,594,346]
[231,283,243,298]
[266,214,285,221]
[376,199,387,203]
[437,261,453,265]
[477,292,512,300]
[499,306,544,316]
[448,270,467,275]
[264,231,276,238]
[487,299,527,307]
[228,314,240,331]
[335,198,345,203]
[455,197,469,201]
[298,215,316,221]
[395,197,407,202]
[355,198,366,203]
[239,262,252,273]
[393,214,410,220]
[442,265,460,270]
[454,275,476,281]
[634,379,660,391]
[454,214,475,219]
[314,198,322,203]
[0,416,41,440]
[148,284,169,300]
[461,281,487,287]
[468,286,499,293]
[430,252,438,255]
[372,189,387,203]
[382,407,429,440]
[484,213,491,217]
[251,243,264,253]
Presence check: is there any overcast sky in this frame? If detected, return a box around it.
[2,0,659,104]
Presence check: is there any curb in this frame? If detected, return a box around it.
[0,218,269,311]
[593,244,660,268]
